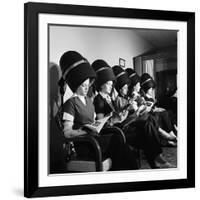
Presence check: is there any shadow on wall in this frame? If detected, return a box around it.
[49,62,66,174]
[49,62,61,118]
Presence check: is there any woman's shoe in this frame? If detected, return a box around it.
[168,131,177,141]
[156,161,176,168]
[159,128,177,141]
[155,154,167,164]
[174,124,177,132]
[167,140,177,147]
[155,154,176,168]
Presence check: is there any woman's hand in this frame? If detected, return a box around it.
[144,105,152,113]
[129,100,138,111]
[118,110,129,123]
[63,128,88,138]
[136,105,146,115]
[109,110,128,124]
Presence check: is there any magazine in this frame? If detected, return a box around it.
[117,102,132,113]
[119,112,138,128]
[81,115,111,135]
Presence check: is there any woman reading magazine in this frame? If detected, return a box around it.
[125,68,176,168]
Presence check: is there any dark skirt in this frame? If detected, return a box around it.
[75,126,139,171]
[154,110,175,133]
[123,113,162,168]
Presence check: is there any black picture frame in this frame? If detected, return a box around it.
[24,2,195,198]
[119,58,126,68]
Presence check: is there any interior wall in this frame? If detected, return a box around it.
[49,25,153,68]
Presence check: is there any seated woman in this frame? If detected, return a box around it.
[59,51,137,171]
[92,60,128,124]
[140,73,177,146]
[91,59,139,170]
[112,66,174,168]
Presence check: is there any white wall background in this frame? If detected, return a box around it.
[49,26,153,68]
[0,0,199,199]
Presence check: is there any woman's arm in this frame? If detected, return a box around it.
[63,120,87,138]
[96,113,105,120]
[63,112,87,138]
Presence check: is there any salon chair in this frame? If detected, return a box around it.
[63,126,126,172]
[64,134,112,172]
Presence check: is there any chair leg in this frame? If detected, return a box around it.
[137,149,142,169]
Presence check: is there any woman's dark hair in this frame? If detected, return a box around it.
[140,73,156,93]
[92,59,115,92]
[125,68,140,97]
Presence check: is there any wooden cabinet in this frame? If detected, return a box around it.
[134,45,177,104]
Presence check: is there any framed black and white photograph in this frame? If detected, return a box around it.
[119,58,126,68]
[24,2,195,198]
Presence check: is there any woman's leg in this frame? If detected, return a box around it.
[155,111,177,143]
[100,126,139,170]
[124,118,162,169]
[157,111,176,134]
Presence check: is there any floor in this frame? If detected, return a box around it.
[140,146,177,169]
[51,146,177,173]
